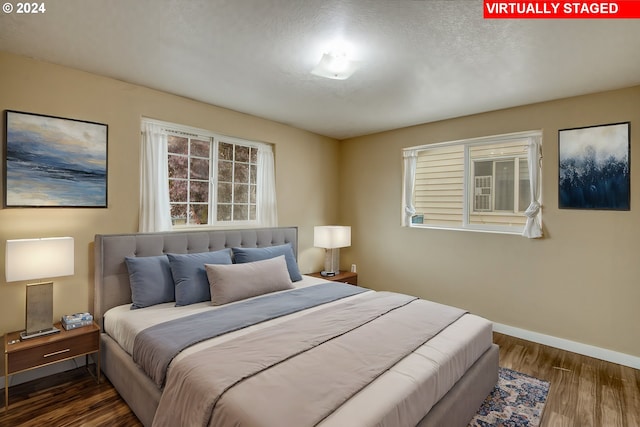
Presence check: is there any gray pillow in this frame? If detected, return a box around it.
[206,255,294,305]
[232,243,302,282]
[125,255,175,309]
[168,249,233,306]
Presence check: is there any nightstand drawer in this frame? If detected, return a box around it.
[7,330,98,374]
[342,275,358,286]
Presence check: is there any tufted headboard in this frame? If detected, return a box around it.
[93,227,298,329]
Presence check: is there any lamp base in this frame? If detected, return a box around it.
[323,248,342,277]
[25,281,55,338]
[20,326,60,340]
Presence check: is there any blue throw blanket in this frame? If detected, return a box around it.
[133,282,368,387]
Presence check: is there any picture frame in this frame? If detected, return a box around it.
[558,122,630,210]
[4,110,108,208]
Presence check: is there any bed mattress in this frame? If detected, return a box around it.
[104,276,493,426]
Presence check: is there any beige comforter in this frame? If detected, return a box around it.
[153,291,466,427]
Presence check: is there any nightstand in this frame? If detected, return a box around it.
[309,271,358,286]
[3,322,100,411]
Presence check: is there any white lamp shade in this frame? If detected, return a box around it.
[314,226,351,249]
[5,237,75,282]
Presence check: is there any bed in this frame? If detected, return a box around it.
[94,227,498,427]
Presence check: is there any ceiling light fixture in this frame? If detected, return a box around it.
[311,50,358,80]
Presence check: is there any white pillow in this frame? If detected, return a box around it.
[205,255,294,305]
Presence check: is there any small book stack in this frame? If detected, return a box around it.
[62,312,94,330]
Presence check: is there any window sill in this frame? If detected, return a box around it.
[408,224,524,236]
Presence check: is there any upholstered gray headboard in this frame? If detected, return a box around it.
[94,227,298,329]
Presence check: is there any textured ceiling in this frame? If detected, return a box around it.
[1,0,640,139]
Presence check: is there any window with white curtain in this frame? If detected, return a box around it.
[139,119,277,231]
[402,130,542,237]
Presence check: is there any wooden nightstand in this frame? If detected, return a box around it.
[308,271,358,286]
[3,322,100,411]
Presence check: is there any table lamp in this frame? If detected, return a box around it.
[5,237,75,339]
[314,226,351,277]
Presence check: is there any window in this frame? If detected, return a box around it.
[167,136,258,226]
[140,119,276,231]
[167,135,211,225]
[215,141,258,223]
[403,131,542,236]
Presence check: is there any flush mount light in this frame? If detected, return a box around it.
[311,50,358,80]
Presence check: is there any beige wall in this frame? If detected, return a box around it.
[340,86,640,358]
[0,51,339,335]
[2,49,638,360]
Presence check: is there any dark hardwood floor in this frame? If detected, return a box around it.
[494,333,640,427]
[0,366,141,427]
[1,332,639,426]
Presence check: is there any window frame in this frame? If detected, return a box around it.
[143,119,268,229]
[405,130,542,235]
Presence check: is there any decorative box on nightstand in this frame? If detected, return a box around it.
[308,271,358,286]
[3,322,100,411]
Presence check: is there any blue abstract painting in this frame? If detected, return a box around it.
[5,111,107,207]
[559,122,629,210]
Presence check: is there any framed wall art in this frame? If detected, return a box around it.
[4,110,108,207]
[558,122,630,210]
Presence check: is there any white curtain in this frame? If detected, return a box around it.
[139,122,172,232]
[257,144,278,227]
[402,149,418,226]
[522,136,542,238]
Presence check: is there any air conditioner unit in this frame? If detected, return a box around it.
[474,176,492,211]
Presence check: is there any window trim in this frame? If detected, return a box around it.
[404,130,542,236]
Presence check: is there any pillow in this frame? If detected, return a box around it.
[167,249,233,306]
[125,255,175,309]
[232,243,302,282]
[206,255,293,305]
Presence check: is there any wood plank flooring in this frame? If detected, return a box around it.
[494,333,640,427]
[0,367,141,427]
[1,332,638,427]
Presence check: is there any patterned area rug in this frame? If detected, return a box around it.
[468,367,550,427]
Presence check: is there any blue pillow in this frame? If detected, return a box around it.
[232,243,302,282]
[167,249,233,306]
[125,255,175,309]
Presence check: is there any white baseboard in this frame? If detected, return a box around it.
[0,356,88,389]
[493,322,640,370]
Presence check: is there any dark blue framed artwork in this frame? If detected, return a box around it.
[559,122,630,210]
[4,110,108,207]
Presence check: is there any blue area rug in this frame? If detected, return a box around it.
[468,367,550,427]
